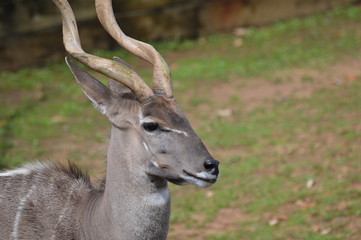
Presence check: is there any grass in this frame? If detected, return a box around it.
[1,4,361,240]
[178,82,360,239]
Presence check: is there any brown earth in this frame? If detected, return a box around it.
[31,56,360,238]
[167,57,361,239]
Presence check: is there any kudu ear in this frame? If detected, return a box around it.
[108,56,137,99]
[65,57,112,115]
[108,79,130,94]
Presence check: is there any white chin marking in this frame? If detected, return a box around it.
[180,174,213,188]
[195,171,217,180]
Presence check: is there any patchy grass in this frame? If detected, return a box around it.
[1,4,361,239]
[169,78,361,239]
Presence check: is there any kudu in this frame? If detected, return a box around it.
[0,0,219,239]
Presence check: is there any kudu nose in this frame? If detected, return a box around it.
[204,158,219,176]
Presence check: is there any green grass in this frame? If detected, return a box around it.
[1,4,361,239]
[174,81,360,239]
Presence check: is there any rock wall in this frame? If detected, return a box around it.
[0,0,357,70]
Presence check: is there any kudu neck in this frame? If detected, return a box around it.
[82,125,170,240]
[105,125,168,192]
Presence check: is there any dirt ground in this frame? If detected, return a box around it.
[167,56,361,239]
[13,56,359,239]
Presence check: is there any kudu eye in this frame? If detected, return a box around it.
[143,122,159,132]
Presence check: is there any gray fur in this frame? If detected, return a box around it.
[0,64,219,239]
[0,162,90,239]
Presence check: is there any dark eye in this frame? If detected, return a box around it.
[143,122,159,132]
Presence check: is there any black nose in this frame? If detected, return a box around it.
[204,158,219,176]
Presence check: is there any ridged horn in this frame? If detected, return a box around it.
[95,0,173,98]
[52,0,154,102]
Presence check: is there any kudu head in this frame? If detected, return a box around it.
[54,0,219,187]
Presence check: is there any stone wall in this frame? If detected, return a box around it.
[0,0,357,70]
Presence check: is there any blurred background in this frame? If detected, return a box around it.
[1,0,360,239]
[0,0,358,70]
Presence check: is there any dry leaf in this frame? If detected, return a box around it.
[268,214,287,226]
[216,108,233,117]
[306,179,315,189]
[320,228,332,235]
[206,191,214,198]
[233,38,243,47]
[268,218,278,226]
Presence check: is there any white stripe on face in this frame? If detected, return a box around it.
[139,115,188,137]
[162,127,188,137]
[143,141,160,168]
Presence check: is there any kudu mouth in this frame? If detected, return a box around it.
[182,170,218,184]
[180,158,219,187]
